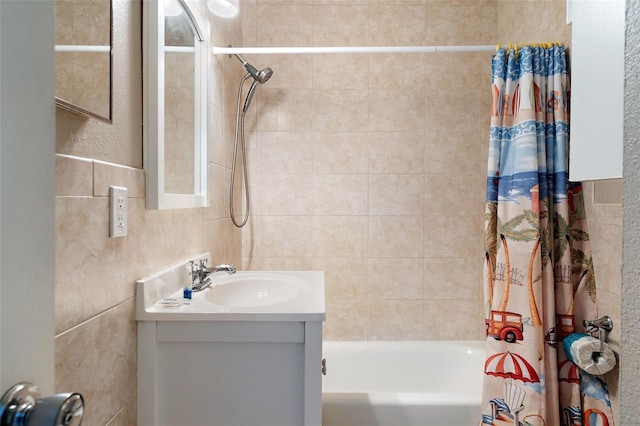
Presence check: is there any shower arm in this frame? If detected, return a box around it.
[231,52,260,77]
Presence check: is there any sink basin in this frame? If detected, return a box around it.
[204,273,306,307]
[136,254,324,321]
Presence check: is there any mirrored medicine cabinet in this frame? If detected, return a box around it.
[143,0,209,209]
[54,0,113,123]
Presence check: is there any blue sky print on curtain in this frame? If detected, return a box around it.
[481,44,615,426]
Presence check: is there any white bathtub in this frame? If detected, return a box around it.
[322,341,485,426]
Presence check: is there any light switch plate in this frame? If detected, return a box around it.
[109,186,127,237]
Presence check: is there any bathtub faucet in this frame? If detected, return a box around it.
[191,259,236,292]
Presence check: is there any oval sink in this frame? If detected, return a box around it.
[204,273,305,307]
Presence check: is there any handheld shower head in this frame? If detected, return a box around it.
[255,67,273,84]
[233,54,273,84]
[242,80,260,113]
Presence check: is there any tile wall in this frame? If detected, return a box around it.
[53,1,243,424]
[241,0,498,340]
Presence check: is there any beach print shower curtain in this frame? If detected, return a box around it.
[480,44,615,426]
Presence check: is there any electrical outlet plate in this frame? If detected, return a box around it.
[109,186,127,237]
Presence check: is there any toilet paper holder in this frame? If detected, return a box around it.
[583,315,613,333]
[583,316,613,360]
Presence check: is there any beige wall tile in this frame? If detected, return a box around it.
[204,218,229,266]
[244,257,315,270]
[104,400,137,426]
[313,132,369,174]
[255,131,314,173]
[313,216,368,257]
[313,90,369,131]
[424,174,483,215]
[209,105,225,167]
[323,299,369,340]
[209,57,225,116]
[257,89,314,131]
[222,115,239,169]
[369,89,426,132]
[313,5,370,46]
[369,174,424,215]
[55,0,73,44]
[255,54,314,90]
[424,215,483,258]
[55,197,130,333]
[368,216,424,257]
[425,3,483,45]
[93,160,145,198]
[225,218,244,267]
[369,54,426,90]
[313,257,368,300]
[368,132,425,174]
[424,257,482,299]
[313,174,368,215]
[206,162,227,221]
[496,0,570,46]
[313,54,369,90]
[367,300,426,340]
[256,4,314,46]
[56,154,93,196]
[481,2,498,44]
[254,173,314,215]
[594,179,623,204]
[242,2,258,46]
[250,216,315,257]
[369,0,425,5]
[425,87,483,133]
[424,52,488,89]
[425,131,481,175]
[369,5,426,46]
[55,300,136,426]
[368,258,424,299]
[590,222,623,296]
[424,299,485,340]
[126,199,206,281]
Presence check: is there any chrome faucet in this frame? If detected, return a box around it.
[191,259,236,292]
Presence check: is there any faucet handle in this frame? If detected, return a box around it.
[199,258,208,268]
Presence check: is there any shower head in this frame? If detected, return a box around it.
[254,67,273,84]
[233,54,273,84]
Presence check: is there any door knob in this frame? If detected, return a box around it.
[0,382,84,426]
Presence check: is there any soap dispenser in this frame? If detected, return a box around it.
[183,263,193,304]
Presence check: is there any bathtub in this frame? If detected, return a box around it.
[322,341,485,426]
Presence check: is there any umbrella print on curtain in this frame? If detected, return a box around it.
[480,43,615,426]
[484,351,541,425]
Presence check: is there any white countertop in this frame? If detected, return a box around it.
[136,262,325,322]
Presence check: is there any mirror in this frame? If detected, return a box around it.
[143,0,209,209]
[54,0,113,123]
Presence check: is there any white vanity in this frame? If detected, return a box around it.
[136,254,325,426]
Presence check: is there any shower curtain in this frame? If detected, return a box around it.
[480,44,615,426]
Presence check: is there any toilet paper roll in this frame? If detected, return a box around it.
[563,333,616,376]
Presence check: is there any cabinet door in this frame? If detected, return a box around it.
[569,0,624,181]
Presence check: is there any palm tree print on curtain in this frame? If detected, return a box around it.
[480,44,614,426]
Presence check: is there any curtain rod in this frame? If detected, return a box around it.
[212,45,496,55]
[55,45,110,53]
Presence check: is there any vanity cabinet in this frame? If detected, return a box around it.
[136,261,325,426]
[568,0,625,181]
[138,320,323,426]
